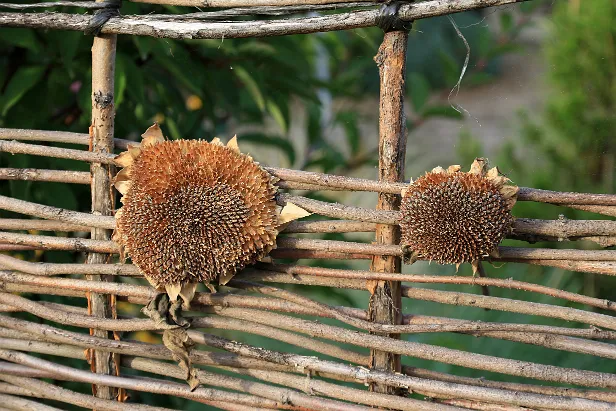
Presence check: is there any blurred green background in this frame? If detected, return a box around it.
[1,0,615,408]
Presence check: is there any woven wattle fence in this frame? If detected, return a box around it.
[1,0,616,410]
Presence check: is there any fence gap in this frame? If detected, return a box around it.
[368,29,409,394]
[87,28,118,401]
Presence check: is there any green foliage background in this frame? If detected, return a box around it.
[1,1,615,409]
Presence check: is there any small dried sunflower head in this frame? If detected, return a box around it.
[400,158,518,269]
[112,124,309,302]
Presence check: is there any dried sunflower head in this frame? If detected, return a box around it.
[400,158,518,272]
[112,124,309,303]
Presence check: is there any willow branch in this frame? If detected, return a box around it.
[0,254,139,276]
[502,259,616,276]
[258,264,616,312]
[0,140,115,164]
[240,270,616,329]
[0,392,64,411]
[0,219,90,232]
[197,306,616,389]
[0,231,119,253]
[0,195,115,229]
[217,366,453,411]
[0,356,283,411]
[278,193,399,224]
[0,271,153,299]
[0,317,292,374]
[0,375,171,411]
[0,292,171,331]
[283,220,375,233]
[0,0,531,39]
[192,332,616,409]
[0,128,134,150]
[1,316,614,410]
[130,0,377,6]
[567,204,616,217]
[0,336,412,411]
[0,168,89,184]
[3,277,615,342]
[402,366,616,404]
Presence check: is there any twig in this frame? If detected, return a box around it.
[0,195,115,229]
[1,313,615,410]
[0,317,291,374]
[402,366,616,403]
[0,218,90,232]
[0,392,63,411]
[3,277,616,342]
[0,1,112,10]
[146,2,378,19]
[502,259,616,276]
[0,375,171,411]
[0,168,89,184]
[283,220,375,233]
[0,140,115,164]
[192,332,616,408]
[130,0,377,6]
[0,232,119,253]
[0,353,287,410]
[0,128,134,150]
[0,1,532,40]
[239,270,616,329]
[0,254,138,276]
[0,292,172,331]
[259,264,616,312]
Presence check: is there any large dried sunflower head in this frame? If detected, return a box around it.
[400,158,518,271]
[112,124,309,302]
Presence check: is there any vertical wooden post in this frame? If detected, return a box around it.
[368,29,408,394]
[87,30,118,401]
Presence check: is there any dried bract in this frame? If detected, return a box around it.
[400,158,518,272]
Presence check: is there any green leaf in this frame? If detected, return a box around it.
[34,183,77,212]
[114,56,128,110]
[500,12,514,33]
[438,51,460,86]
[407,72,431,112]
[487,43,523,59]
[239,133,296,166]
[119,53,146,106]
[1,66,45,116]
[421,105,464,120]
[165,117,182,140]
[233,66,265,112]
[266,100,287,133]
[0,28,41,53]
[335,111,360,155]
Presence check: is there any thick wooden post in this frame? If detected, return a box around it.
[87,30,118,401]
[368,29,408,394]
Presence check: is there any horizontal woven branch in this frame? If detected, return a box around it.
[2,228,615,266]
[2,288,616,409]
[0,0,530,39]
[3,269,616,335]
